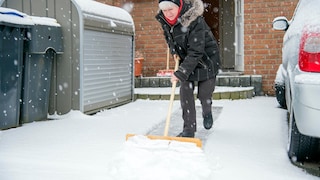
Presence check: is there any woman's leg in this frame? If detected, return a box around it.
[197,78,216,129]
[179,81,197,133]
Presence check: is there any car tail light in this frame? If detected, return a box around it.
[299,25,320,72]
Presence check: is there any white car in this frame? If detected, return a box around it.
[273,0,320,162]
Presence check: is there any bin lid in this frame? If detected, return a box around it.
[0,7,33,26]
[30,16,61,27]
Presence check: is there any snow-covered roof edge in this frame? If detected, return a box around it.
[72,0,134,24]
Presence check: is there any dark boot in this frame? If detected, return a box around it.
[177,131,195,138]
[203,112,213,130]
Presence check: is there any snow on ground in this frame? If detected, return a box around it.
[0,96,318,180]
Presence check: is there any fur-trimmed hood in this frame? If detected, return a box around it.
[156,0,204,27]
[179,0,204,27]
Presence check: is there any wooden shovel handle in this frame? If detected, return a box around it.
[163,55,180,136]
[166,48,170,70]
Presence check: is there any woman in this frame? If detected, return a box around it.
[156,0,221,137]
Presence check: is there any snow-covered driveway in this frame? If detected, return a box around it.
[0,97,318,179]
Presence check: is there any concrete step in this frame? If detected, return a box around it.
[134,75,262,100]
[134,86,254,100]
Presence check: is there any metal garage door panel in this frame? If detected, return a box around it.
[83,30,133,113]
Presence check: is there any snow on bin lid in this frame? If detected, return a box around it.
[73,0,133,24]
[0,7,34,25]
[30,16,61,27]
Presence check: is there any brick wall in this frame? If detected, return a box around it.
[244,0,297,95]
[96,0,114,5]
[130,0,170,77]
[96,0,122,6]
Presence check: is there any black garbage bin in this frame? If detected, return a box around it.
[0,9,32,130]
[20,17,63,123]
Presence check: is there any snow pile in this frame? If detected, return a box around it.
[108,135,212,180]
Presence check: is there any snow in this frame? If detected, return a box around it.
[30,16,61,27]
[0,7,60,27]
[275,64,285,84]
[0,96,318,180]
[73,0,133,23]
[285,0,320,39]
[0,7,33,25]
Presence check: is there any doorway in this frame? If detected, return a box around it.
[202,0,243,71]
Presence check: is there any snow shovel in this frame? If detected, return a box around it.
[156,48,174,77]
[126,55,202,148]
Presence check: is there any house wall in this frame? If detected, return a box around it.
[99,0,298,95]
[97,0,121,6]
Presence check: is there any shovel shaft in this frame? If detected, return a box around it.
[163,55,180,136]
[163,81,177,136]
[166,47,170,70]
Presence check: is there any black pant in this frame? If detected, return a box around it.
[179,78,216,133]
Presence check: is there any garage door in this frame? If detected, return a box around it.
[83,29,133,113]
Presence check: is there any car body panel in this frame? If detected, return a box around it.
[273,0,320,138]
[294,73,320,137]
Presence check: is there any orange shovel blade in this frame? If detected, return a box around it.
[126,134,202,148]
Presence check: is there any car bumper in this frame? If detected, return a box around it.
[293,74,320,138]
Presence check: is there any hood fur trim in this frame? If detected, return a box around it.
[180,0,204,27]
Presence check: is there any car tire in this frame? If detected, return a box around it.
[275,83,286,109]
[288,112,320,162]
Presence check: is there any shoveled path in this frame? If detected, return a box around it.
[146,106,223,146]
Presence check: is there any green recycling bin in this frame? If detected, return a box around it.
[0,8,32,130]
[20,17,63,123]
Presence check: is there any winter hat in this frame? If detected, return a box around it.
[159,0,181,10]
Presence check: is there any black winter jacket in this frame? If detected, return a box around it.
[156,0,221,82]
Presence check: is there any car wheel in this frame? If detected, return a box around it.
[287,112,320,162]
[275,83,286,109]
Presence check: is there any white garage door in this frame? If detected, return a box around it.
[83,29,133,113]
